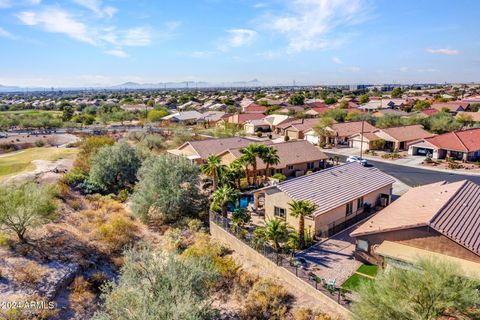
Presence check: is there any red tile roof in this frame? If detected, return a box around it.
[425,128,480,152]
[420,108,439,116]
[243,103,267,113]
[307,102,328,108]
[227,113,265,124]
[431,101,470,112]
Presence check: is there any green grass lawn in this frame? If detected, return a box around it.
[357,264,378,277]
[0,147,78,179]
[0,110,62,116]
[341,264,378,292]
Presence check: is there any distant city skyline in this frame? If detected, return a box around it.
[0,0,479,87]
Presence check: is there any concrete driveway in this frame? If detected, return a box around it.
[295,226,361,285]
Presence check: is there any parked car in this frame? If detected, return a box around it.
[346,156,368,166]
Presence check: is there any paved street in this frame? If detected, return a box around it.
[324,153,480,187]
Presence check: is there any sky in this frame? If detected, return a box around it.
[0,0,479,87]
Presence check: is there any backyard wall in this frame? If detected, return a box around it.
[210,221,352,320]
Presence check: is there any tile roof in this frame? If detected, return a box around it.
[277,118,319,131]
[431,101,470,112]
[275,162,395,216]
[376,124,433,142]
[243,103,267,113]
[352,180,480,256]
[221,140,327,170]
[162,111,203,121]
[184,137,269,159]
[227,113,265,124]
[330,121,376,137]
[419,108,439,116]
[425,128,480,152]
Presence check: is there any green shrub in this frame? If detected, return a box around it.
[271,173,286,182]
[34,139,45,147]
[284,135,290,142]
[241,279,290,320]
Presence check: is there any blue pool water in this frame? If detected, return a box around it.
[227,195,254,211]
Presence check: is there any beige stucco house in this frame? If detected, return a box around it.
[262,162,395,237]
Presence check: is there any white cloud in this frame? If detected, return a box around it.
[268,0,370,53]
[0,27,14,38]
[332,57,342,64]
[17,8,96,45]
[426,48,460,55]
[104,49,128,58]
[219,29,257,51]
[399,66,409,72]
[123,27,151,46]
[73,0,117,18]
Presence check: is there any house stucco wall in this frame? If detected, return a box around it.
[265,184,392,236]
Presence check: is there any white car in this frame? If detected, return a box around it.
[346,156,368,166]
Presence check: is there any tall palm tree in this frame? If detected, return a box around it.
[200,155,226,191]
[211,186,239,218]
[239,144,263,186]
[222,159,244,189]
[259,145,280,184]
[288,200,318,249]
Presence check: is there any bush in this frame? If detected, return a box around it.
[12,261,44,286]
[256,131,262,137]
[62,168,88,187]
[241,279,290,320]
[69,277,96,314]
[370,139,386,150]
[284,135,290,142]
[97,214,137,252]
[34,139,45,147]
[271,173,286,182]
[292,307,334,320]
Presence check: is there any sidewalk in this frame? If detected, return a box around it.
[323,147,480,177]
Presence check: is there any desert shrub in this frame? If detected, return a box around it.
[89,272,107,293]
[68,199,82,210]
[34,139,45,147]
[447,162,463,170]
[93,245,219,320]
[12,261,44,286]
[75,135,115,171]
[370,139,386,150]
[62,168,88,187]
[271,173,286,182]
[292,308,334,320]
[97,214,137,252]
[187,218,203,232]
[69,277,96,314]
[0,232,8,247]
[116,189,129,203]
[241,279,290,320]
[233,270,259,299]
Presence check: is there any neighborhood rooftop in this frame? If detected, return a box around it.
[276,162,396,216]
[351,180,480,255]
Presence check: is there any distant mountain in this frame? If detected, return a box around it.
[0,85,23,92]
[110,79,265,89]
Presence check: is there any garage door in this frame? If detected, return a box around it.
[415,147,433,156]
[351,139,369,150]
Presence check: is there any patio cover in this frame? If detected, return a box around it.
[376,241,480,279]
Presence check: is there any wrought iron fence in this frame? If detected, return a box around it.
[210,212,353,308]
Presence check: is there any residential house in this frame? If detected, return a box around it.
[358,100,383,112]
[305,106,330,117]
[262,162,394,237]
[161,111,203,124]
[218,140,328,178]
[350,180,480,276]
[417,108,439,117]
[350,124,434,151]
[167,137,264,164]
[244,114,291,134]
[431,101,470,114]
[225,113,266,125]
[408,128,480,161]
[275,118,319,140]
[120,104,152,112]
[306,121,376,146]
[242,103,267,114]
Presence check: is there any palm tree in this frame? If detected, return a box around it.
[222,159,244,189]
[200,155,226,191]
[288,200,318,249]
[254,218,292,251]
[259,145,280,184]
[239,144,262,186]
[211,186,239,218]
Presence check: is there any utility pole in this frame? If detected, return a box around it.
[360,119,365,159]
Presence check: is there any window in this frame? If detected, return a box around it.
[276,168,283,174]
[357,197,364,211]
[274,207,286,219]
[346,201,353,215]
[307,162,314,170]
[357,239,369,252]
[287,165,294,170]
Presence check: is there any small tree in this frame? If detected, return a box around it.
[89,141,141,194]
[131,154,201,223]
[0,183,57,242]
[352,258,480,320]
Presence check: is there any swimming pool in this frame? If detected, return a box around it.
[227,194,254,211]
